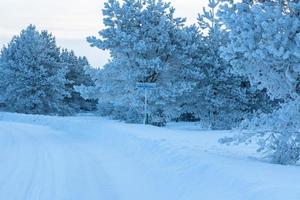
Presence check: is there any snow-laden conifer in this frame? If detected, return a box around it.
[60,49,97,112]
[0,25,70,115]
[219,0,300,164]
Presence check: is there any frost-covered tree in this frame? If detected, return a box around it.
[60,49,97,112]
[175,0,277,129]
[0,25,70,115]
[85,0,196,125]
[219,0,300,164]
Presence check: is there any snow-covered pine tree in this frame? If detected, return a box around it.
[0,25,70,115]
[85,0,196,125]
[175,0,277,129]
[219,0,300,164]
[60,49,97,112]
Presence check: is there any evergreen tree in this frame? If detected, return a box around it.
[85,0,192,125]
[60,49,97,112]
[219,0,300,164]
[175,0,277,129]
[0,25,70,115]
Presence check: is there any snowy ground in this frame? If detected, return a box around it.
[0,112,299,200]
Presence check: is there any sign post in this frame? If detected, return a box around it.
[136,82,157,124]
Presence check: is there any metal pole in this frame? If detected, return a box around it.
[144,88,148,124]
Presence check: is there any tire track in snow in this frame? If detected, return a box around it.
[0,120,120,200]
[0,128,20,191]
[0,124,40,199]
[50,131,120,200]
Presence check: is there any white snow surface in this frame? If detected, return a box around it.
[0,112,299,200]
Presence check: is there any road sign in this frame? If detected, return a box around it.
[136,82,157,89]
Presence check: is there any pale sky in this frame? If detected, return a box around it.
[0,0,208,68]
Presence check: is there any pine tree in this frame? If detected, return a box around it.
[219,0,300,164]
[85,0,192,125]
[60,49,97,112]
[0,25,70,115]
[174,0,277,129]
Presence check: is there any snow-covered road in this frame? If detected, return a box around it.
[0,113,300,200]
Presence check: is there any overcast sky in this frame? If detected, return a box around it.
[0,0,208,68]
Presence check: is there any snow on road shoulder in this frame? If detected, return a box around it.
[114,121,300,200]
[113,120,259,160]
